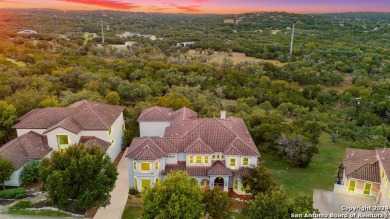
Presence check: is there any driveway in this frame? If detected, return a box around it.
[313,189,377,214]
[94,151,129,219]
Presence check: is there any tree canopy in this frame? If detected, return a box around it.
[141,171,204,219]
[39,144,118,211]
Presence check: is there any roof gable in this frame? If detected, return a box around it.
[184,136,214,154]
[207,160,232,176]
[137,106,173,122]
[0,131,52,169]
[79,136,111,151]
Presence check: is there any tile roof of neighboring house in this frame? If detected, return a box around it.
[0,131,52,170]
[13,100,124,134]
[79,136,111,151]
[343,148,380,183]
[127,107,260,159]
[376,148,390,178]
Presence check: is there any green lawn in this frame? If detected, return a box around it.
[7,209,71,217]
[122,205,142,219]
[262,134,347,195]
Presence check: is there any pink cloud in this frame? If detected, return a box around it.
[176,5,200,12]
[59,0,138,10]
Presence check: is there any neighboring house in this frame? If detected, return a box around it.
[125,41,137,47]
[0,100,125,187]
[176,41,195,47]
[117,32,156,40]
[126,106,260,196]
[334,148,390,207]
[17,30,37,35]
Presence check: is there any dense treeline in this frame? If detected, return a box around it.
[0,9,389,168]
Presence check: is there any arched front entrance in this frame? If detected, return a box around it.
[214,177,224,188]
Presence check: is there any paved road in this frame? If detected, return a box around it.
[94,152,129,219]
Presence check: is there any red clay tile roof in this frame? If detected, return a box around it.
[0,131,52,169]
[79,136,111,152]
[376,148,390,178]
[138,106,197,123]
[126,138,168,160]
[234,167,250,177]
[346,161,380,183]
[162,161,238,177]
[128,107,260,159]
[137,106,173,122]
[184,136,214,154]
[343,148,380,183]
[13,100,124,134]
[207,160,233,176]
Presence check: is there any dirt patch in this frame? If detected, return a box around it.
[186,50,285,67]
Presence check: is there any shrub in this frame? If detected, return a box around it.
[0,188,28,199]
[129,188,139,195]
[11,200,33,209]
[20,161,41,185]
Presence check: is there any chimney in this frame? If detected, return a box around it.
[220,110,226,120]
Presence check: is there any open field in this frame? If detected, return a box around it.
[186,49,286,67]
[262,134,348,196]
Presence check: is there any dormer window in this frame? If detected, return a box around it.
[205,156,209,164]
[189,156,194,164]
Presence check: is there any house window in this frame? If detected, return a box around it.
[108,127,112,135]
[196,156,201,164]
[230,159,236,167]
[133,161,137,170]
[155,161,159,170]
[243,158,249,166]
[205,156,209,164]
[234,179,238,190]
[221,155,224,159]
[141,162,150,171]
[217,155,220,159]
[134,178,138,189]
[58,135,69,145]
[212,155,215,159]
[348,180,356,192]
[363,183,372,195]
[190,156,194,164]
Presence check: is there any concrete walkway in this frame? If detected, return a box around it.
[313,189,376,214]
[94,152,129,219]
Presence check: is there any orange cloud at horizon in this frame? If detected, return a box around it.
[0,0,390,14]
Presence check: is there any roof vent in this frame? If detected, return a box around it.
[221,110,226,120]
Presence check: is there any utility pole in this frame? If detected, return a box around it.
[290,23,295,55]
[101,18,105,44]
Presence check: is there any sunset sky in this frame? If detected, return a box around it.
[1,0,390,14]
